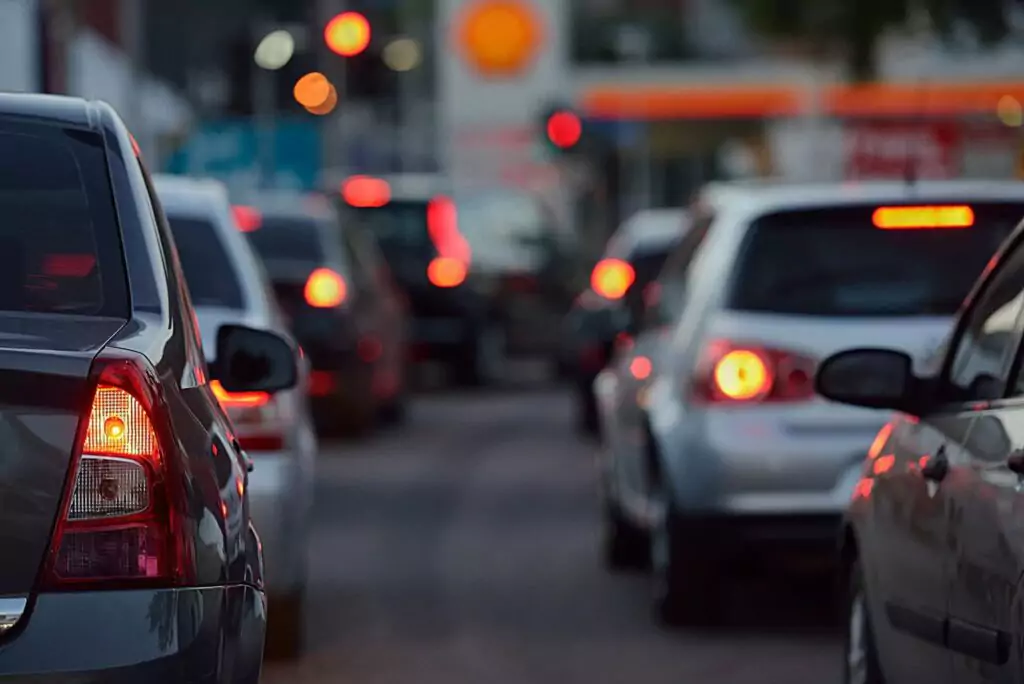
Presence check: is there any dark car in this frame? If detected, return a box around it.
[338,174,579,386]
[0,94,298,682]
[816,205,1024,683]
[564,208,690,435]
[238,194,407,435]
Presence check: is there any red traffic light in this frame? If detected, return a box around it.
[325,12,371,57]
[546,110,581,149]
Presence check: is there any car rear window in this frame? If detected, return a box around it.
[630,244,676,292]
[0,122,127,317]
[246,216,327,265]
[727,203,1024,317]
[165,215,245,309]
[347,201,431,259]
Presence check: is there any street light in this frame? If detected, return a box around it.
[253,29,295,70]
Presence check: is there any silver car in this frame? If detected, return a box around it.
[598,179,1024,627]
[154,175,318,658]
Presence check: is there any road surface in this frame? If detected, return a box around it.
[262,389,840,683]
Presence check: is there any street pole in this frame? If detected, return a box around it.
[119,0,144,151]
[251,17,277,189]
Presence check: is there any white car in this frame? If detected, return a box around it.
[154,175,318,659]
[597,179,1024,627]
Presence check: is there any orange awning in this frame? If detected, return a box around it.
[580,85,804,119]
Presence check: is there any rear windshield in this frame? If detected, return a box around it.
[347,201,430,258]
[246,216,327,265]
[630,244,676,292]
[728,203,1024,317]
[0,122,127,316]
[165,215,245,309]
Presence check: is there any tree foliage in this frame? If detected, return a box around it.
[730,0,1012,81]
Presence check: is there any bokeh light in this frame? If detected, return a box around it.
[458,0,542,77]
[253,29,295,70]
[305,84,338,115]
[325,12,371,57]
[997,95,1022,127]
[383,37,422,72]
[293,72,332,109]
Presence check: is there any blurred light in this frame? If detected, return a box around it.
[383,37,421,72]
[871,205,974,229]
[254,29,295,70]
[998,95,1022,127]
[590,258,634,300]
[325,12,371,57]
[232,205,262,232]
[305,83,337,115]
[546,110,581,149]
[293,72,332,109]
[304,268,347,308]
[427,257,466,288]
[630,356,652,380]
[458,0,542,77]
[342,176,391,207]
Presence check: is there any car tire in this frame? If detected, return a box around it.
[650,485,722,628]
[265,586,305,661]
[844,559,886,684]
[602,498,649,571]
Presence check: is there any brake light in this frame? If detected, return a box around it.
[630,355,652,380]
[691,340,817,404]
[210,379,270,408]
[342,176,390,207]
[591,259,635,300]
[232,205,262,232]
[304,268,347,307]
[427,196,471,263]
[872,205,974,230]
[211,380,292,453]
[428,256,466,287]
[43,351,193,588]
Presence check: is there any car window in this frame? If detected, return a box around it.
[165,214,246,309]
[340,227,377,291]
[247,216,327,265]
[0,122,129,317]
[949,247,1024,401]
[648,211,713,326]
[728,203,1021,317]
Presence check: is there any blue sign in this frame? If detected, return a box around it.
[164,118,322,193]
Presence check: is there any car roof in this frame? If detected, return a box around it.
[0,93,97,128]
[324,171,452,202]
[607,208,690,257]
[152,174,232,213]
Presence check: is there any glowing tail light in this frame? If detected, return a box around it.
[304,268,347,307]
[872,205,974,230]
[690,340,817,404]
[426,196,471,267]
[210,380,291,453]
[44,353,193,587]
[232,205,263,232]
[342,176,390,207]
[427,256,466,287]
[591,259,635,300]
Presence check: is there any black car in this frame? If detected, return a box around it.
[0,94,298,682]
[240,194,408,435]
[564,209,690,435]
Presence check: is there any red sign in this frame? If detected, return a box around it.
[845,121,960,180]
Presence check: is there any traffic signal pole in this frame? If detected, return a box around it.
[251,16,277,189]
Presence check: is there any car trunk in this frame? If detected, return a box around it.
[0,314,124,596]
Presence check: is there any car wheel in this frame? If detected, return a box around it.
[264,586,305,661]
[602,497,649,571]
[844,559,886,684]
[650,483,721,628]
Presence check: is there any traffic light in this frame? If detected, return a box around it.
[540,106,584,153]
[325,12,371,57]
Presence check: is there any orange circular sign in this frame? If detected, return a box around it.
[458,0,543,77]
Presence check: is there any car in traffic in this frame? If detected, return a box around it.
[817,210,1024,684]
[0,94,298,683]
[564,208,690,435]
[236,192,408,435]
[154,175,318,659]
[596,180,1024,628]
[334,173,581,386]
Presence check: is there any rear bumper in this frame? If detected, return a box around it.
[0,585,265,683]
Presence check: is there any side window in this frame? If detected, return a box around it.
[949,248,1024,401]
[649,213,712,326]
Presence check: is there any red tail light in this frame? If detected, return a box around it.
[210,380,291,453]
[43,351,194,588]
[232,205,262,232]
[304,268,347,307]
[342,176,390,207]
[591,259,635,300]
[690,340,817,404]
[426,196,471,263]
[427,256,466,287]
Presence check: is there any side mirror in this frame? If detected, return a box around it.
[815,348,918,412]
[214,324,298,394]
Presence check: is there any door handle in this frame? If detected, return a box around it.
[1008,450,1024,475]
[922,446,949,482]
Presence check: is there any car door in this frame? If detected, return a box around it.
[938,245,1024,682]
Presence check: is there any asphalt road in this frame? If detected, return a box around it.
[262,389,841,684]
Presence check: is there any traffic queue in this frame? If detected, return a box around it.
[566,179,1024,683]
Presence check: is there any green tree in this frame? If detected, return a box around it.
[730,0,1011,81]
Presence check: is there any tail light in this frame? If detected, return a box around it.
[690,340,817,404]
[427,256,466,288]
[591,259,635,300]
[43,351,194,588]
[304,268,347,308]
[211,380,292,452]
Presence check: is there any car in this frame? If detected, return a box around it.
[817,210,1024,684]
[335,174,580,386]
[0,94,298,682]
[564,208,691,435]
[237,192,408,435]
[598,180,1024,628]
[153,175,318,659]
